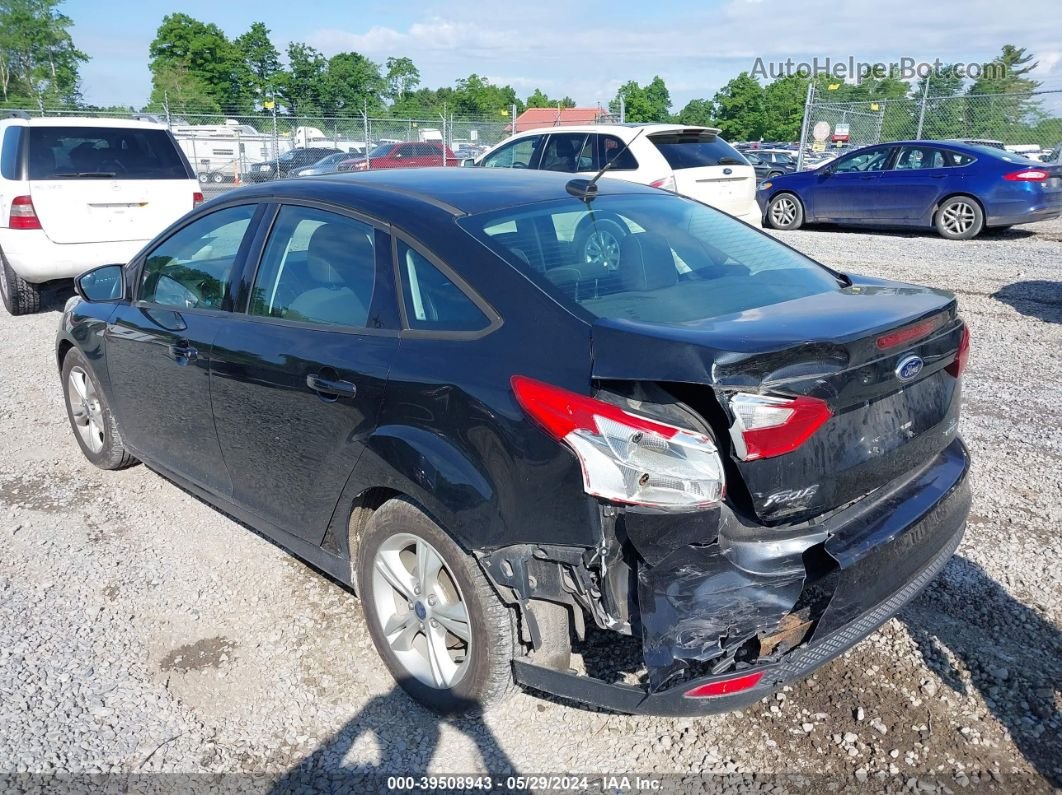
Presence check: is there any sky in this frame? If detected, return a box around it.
[66,0,1062,112]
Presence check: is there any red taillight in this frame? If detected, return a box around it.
[685,671,764,698]
[649,175,676,191]
[511,376,725,510]
[9,195,41,230]
[946,325,970,377]
[193,191,205,207]
[1003,169,1049,182]
[876,313,946,350]
[728,393,832,461]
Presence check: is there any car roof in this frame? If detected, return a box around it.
[231,167,659,216]
[1,116,167,130]
[508,123,722,138]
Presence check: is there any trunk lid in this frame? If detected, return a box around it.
[591,278,965,522]
[648,129,757,217]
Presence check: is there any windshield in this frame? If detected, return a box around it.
[459,193,842,325]
[28,127,191,180]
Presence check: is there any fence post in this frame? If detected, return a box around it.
[796,82,815,172]
[363,103,370,170]
[915,75,930,140]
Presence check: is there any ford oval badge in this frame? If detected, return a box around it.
[723,167,733,175]
[896,355,924,381]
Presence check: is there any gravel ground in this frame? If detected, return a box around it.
[1,216,1061,792]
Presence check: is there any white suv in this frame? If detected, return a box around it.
[474,124,761,228]
[0,117,202,315]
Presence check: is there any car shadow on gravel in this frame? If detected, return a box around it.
[267,685,518,792]
[900,555,1062,787]
[38,281,76,313]
[789,224,1038,241]
[991,280,1062,324]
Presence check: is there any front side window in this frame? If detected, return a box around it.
[249,206,377,329]
[398,242,490,332]
[832,148,892,173]
[27,126,191,180]
[139,205,256,309]
[481,137,540,169]
[460,193,841,325]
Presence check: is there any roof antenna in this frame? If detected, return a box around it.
[566,128,645,202]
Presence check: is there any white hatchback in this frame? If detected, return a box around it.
[474,124,761,232]
[0,117,202,315]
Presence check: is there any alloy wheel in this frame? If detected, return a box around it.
[941,201,977,236]
[584,230,622,271]
[67,366,105,453]
[371,533,472,690]
[770,196,799,227]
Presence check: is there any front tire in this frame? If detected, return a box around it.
[1,250,42,316]
[61,349,137,470]
[357,498,516,714]
[935,196,984,240]
[766,192,805,230]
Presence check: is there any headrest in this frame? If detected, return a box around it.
[306,224,374,286]
[618,232,678,291]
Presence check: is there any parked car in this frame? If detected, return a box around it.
[246,147,343,181]
[745,150,798,180]
[58,168,971,715]
[0,117,202,315]
[472,124,762,268]
[759,141,1062,239]
[294,151,360,177]
[337,141,460,171]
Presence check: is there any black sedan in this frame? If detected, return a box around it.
[245,146,343,181]
[58,169,971,715]
[745,149,798,179]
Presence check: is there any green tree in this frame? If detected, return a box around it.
[525,88,575,109]
[762,74,809,140]
[275,42,326,116]
[451,74,521,116]
[144,62,220,116]
[966,45,1043,140]
[676,98,715,127]
[234,22,280,108]
[0,0,86,106]
[320,52,385,115]
[384,56,420,102]
[148,13,250,112]
[914,64,966,139]
[711,72,767,141]
[609,76,671,122]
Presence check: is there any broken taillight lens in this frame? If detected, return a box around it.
[945,324,970,378]
[511,376,725,510]
[684,671,764,698]
[728,393,832,461]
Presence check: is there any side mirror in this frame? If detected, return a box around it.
[74,264,125,303]
[461,158,477,168]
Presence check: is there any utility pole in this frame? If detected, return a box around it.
[796,82,815,172]
[363,101,370,170]
[915,74,931,139]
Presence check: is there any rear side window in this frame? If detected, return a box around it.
[139,205,255,309]
[650,132,746,170]
[398,241,490,332]
[943,150,976,167]
[1,126,24,179]
[597,135,638,171]
[28,127,191,180]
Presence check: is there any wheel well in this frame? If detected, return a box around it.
[56,339,74,371]
[345,486,403,567]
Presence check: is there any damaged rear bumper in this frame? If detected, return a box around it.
[511,438,970,715]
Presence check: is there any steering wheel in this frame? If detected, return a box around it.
[511,161,529,169]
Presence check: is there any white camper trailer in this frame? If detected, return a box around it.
[293,126,367,155]
[172,121,292,183]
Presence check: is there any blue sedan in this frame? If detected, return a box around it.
[757,141,1062,239]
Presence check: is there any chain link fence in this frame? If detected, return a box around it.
[3,105,514,184]
[798,88,1062,169]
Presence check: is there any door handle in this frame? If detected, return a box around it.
[169,340,198,363]
[931,174,947,179]
[306,373,357,399]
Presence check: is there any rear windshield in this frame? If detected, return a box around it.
[28,127,191,180]
[650,133,748,170]
[459,193,841,325]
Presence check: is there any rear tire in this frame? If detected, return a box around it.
[573,216,627,273]
[357,498,516,714]
[60,348,137,470]
[766,192,805,230]
[210,172,224,184]
[1,250,42,316]
[935,196,984,240]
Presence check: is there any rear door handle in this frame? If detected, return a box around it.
[169,340,198,362]
[306,373,357,399]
